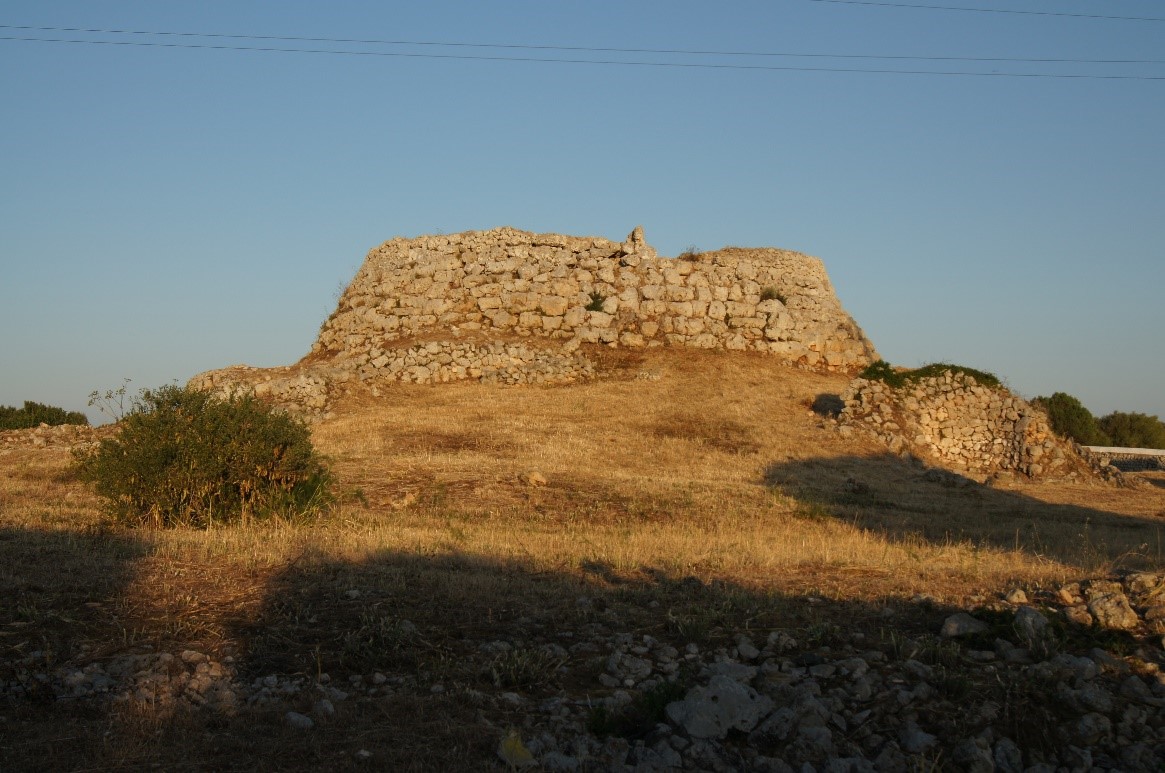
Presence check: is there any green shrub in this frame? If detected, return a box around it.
[1097,411,1165,450]
[858,359,905,387]
[1031,392,1110,445]
[585,291,606,312]
[74,384,333,528]
[0,401,89,430]
[858,360,1001,389]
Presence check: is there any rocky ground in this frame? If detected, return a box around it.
[4,570,1164,771]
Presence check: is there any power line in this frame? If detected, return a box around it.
[806,0,1165,22]
[1,24,1162,65]
[3,34,1163,80]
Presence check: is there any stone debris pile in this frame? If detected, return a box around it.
[838,369,1124,483]
[0,423,108,453]
[6,572,1165,770]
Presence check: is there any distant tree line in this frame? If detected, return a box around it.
[0,401,89,430]
[1031,393,1165,449]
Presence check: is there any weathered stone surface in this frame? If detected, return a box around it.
[666,674,774,739]
[1086,581,1140,631]
[940,612,988,638]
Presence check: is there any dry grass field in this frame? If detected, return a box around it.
[2,348,1163,770]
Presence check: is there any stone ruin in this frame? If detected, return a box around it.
[191,226,879,413]
[836,369,1125,484]
[189,225,1126,486]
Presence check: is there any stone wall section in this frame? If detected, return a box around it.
[838,371,1121,482]
[313,226,877,372]
[188,339,596,418]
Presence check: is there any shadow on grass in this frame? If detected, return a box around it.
[762,452,1165,572]
[0,528,1156,771]
[0,526,152,768]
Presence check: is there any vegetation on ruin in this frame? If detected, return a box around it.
[760,286,787,304]
[858,359,1001,389]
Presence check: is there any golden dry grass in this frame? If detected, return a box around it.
[2,347,1163,769]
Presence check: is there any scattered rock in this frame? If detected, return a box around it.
[284,711,314,731]
[941,612,988,638]
[665,675,774,739]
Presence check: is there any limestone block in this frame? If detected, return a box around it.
[587,311,613,328]
[539,295,569,316]
[563,307,586,328]
[640,300,667,316]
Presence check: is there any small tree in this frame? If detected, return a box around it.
[1097,411,1165,450]
[75,384,332,527]
[1031,392,1110,446]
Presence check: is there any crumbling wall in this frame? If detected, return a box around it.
[838,370,1120,482]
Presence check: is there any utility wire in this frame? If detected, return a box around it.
[3,34,1163,80]
[0,24,1162,65]
[806,0,1165,22]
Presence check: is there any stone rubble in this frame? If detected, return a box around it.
[6,572,1165,770]
[0,423,108,453]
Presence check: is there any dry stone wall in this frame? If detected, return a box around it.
[315,226,877,371]
[838,370,1122,482]
[190,226,876,415]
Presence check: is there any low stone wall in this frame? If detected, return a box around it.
[314,226,877,372]
[838,370,1119,482]
[189,339,596,417]
[1085,448,1165,472]
[355,339,594,385]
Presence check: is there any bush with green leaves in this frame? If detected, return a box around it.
[74,384,333,527]
[0,401,89,430]
[1097,411,1165,450]
[1031,392,1110,446]
[857,360,1001,389]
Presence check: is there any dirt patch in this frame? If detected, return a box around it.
[652,413,762,455]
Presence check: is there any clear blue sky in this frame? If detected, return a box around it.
[2,1,1162,423]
